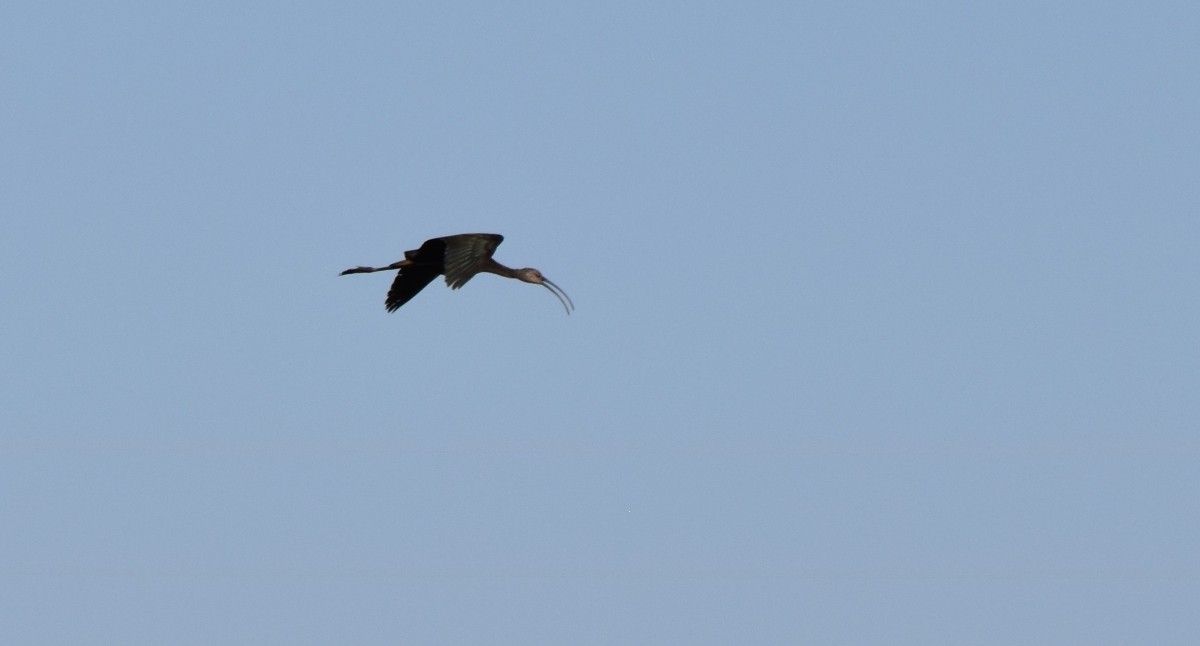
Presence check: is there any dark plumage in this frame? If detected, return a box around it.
[340,233,573,314]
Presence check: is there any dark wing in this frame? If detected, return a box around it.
[441,233,504,290]
[385,238,446,312]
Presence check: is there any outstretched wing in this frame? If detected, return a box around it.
[385,238,446,312]
[441,233,504,290]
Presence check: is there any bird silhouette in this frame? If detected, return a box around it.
[340,233,574,314]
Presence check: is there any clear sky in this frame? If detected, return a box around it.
[2,1,1197,643]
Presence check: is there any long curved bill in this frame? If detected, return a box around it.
[542,278,575,315]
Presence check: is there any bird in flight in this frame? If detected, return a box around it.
[340,233,574,314]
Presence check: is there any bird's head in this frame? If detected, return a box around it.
[514,267,546,284]
[515,268,574,315]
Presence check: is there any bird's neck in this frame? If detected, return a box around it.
[481,258,518,279]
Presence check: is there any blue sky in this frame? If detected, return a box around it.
[2,1,1197,643]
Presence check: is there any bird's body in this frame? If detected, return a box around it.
[340,233,573,314]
